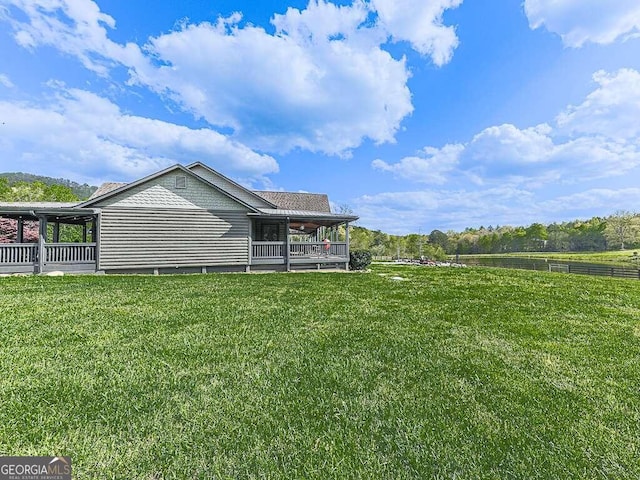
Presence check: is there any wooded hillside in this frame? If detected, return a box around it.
[0,172,96,200]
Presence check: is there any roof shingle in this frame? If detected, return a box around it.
[253,191,331,213]
[89,182,128,199]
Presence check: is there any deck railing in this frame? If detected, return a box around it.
[0,244,38,264]
[252,241,285,258]
[45,243,96,263]
[289,242,347,257]
[252,241,347,259]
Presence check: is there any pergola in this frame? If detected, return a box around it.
[0,203,99,273]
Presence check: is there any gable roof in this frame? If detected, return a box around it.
[253,191,331,213]
[89,182,127,199]
[186,162,278,209]
[77,164,259,212]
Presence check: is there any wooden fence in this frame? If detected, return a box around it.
[553,263,640,280]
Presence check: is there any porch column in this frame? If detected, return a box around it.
[17,218,24,243]
[285,217,291,272]
[345,222,350,270]
[37,216,47,274]
[247,219,253,272]
[94,214,101,271]
[82,223,88,243]
[53,222,60,243]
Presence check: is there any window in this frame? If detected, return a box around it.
[175,175,187,189]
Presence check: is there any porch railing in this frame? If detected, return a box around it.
[289,242,347,257]
[252,241,285,258]
[45,243,96,263]
[0,244,38,264]
[252,241,347,259]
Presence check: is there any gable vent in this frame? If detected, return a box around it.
[175,175,187,189]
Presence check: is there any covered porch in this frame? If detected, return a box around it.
[0,204,99,274]
[248,211,357,271]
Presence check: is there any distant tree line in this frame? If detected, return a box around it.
[348,211,640,259]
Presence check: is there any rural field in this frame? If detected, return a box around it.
[1,265,639,479]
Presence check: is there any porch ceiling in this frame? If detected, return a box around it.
[251,208,358,227]
[0,204,98,223]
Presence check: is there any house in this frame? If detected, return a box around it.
[0,162,358,274]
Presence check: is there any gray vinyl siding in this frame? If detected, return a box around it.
[189,165,273,209]
[95,171,248,211]
[99,208,250,269]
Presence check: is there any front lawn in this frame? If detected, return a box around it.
[1,266,639,478]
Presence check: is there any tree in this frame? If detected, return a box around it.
[524,223,548,251]
[428,229,449,251]
[605,210,637,250]
[0,178,10,199]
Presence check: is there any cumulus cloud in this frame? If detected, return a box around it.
[375,68,640,188]
[466,124,554,166]
[524,0,640,47]
[372,144,463,183]
[354,186,536,233]
[1,0,145,75]
[370,0,463,66]
[366,68,640,232]
[0,87,278,183]
[0,0,463,156]
[141,9,412,155]
[557,69,640,140]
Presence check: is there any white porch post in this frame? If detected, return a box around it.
[94,214,101,271]
[17,218,24,243]
[285,217,291,272]
[247,219,253,272]
[53,221,60,243]
[37,216,47,273]
[345,221,350,270]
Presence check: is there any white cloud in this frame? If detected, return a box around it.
[524,0,640,47]
[557,69,640,140]
[0,0,463,157]
[354,183,640,234]
[370,0,463,66]
[539,188,640,212]
[366,68,640,232]
[0,87,278,183]
[1,0,145,75]
[374,69,640,188]
[372,144,463,183]
[0,74,14,88]
[354,186,535,233]
[141,10,412,156]
[466,123,554,166]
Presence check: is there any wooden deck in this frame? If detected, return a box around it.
[0,243,97,274]
[0,240,350,274]
[251,241,349,266]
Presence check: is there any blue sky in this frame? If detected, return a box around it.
[1,0,639,234]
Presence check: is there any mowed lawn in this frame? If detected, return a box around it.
[1,265,639,479]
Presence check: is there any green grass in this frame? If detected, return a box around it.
[460,250,640,267]
[1,266,639,479]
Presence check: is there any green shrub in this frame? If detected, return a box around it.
[349,249,372,270]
